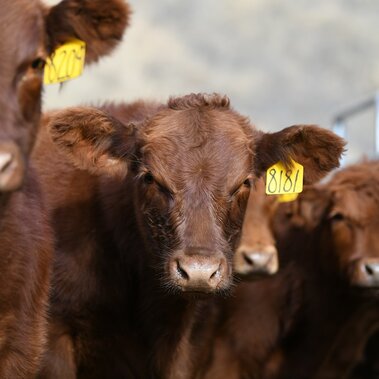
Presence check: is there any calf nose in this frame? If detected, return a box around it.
[171,255,226,292]
[234,245,278,276]
[0,142,25,192]
[358,259,379,287]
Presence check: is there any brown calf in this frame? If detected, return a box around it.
[205,160,379,379]
[0,1,129,377]
[33,94,344,378]
[276,160,379,379]
[233,177,279,277]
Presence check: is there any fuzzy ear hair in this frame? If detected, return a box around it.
[255,125,346,184]
[45,0,131,63]
[47,106,136,177]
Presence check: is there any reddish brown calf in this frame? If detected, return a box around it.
[279,160,379,289]
[275,161,379,379]
[204,160,379,379]
[33,93,344,378]
[233,178,279,277]
[0,1,130,376]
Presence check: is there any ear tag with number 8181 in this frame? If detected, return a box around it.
[277,193,299,202]
[265,160,303,195]
[44,39,86,85]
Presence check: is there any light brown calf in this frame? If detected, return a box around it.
[233,178,279,277]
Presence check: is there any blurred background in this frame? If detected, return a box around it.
[44,0,379,164]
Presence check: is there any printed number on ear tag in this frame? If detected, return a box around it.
[44,39,86,85]
[265,160,303,195]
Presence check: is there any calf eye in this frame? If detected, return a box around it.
[143,172,154,185]
[243,178,251,188]
[141,171,173,201]
[31,57,46,70]
[285,210,294,219]
[230,178,252,198]
[329,211,344,222]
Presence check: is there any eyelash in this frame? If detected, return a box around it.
[31,57,46,70]
[15,57,46,85]
[230,179,251,198]
[142,171,173,199]
[143,172,154,185]
[243,178,251,188]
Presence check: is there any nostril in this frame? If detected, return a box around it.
[176,260,189,280]
[243,252,254,266]
[0,143,25,192]
[0,153,13,173]
[209,265,221,280]
[365,264,374,276]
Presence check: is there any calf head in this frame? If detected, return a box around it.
[280,161,379,289]
[47,93,345,294]
[0,0,130,192]
[233,178,279,278]
[234,122,348,279]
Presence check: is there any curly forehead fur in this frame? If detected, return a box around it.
[329,160,379,202]
[315,160,379,225]
[331,160,379,186]
[168,93,230,111]
[135,93,256,191]
[139,93,256,170]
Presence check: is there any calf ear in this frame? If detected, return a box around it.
[47,107,136,177]
[255,125,346,184]
[45,0,131,63]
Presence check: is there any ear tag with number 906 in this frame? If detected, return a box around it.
[265,160,303,195]
[44,39,86,85]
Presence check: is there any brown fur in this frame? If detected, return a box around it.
[203,181,301,379]
[0,0,131,189]
[283,160,379,285]
[233,178,279,276]
[203,161,379,379]
[203,266,304,379]
[0,1,130,376]
[255,125,346,183]
[45,0,131,64]
[315,305,379,379]
[0,175,53,378]
[269,160,379,379]
[32,93,344,378]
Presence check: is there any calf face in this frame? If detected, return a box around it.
[47,93,345,294]
[0,0,130,192]
[0,0,45,191]
[233,178,279,277]
[281,161,379,288]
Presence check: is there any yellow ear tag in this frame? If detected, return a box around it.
[44,39,86,85]
[265,160,303,195]
[277,193,299,203]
